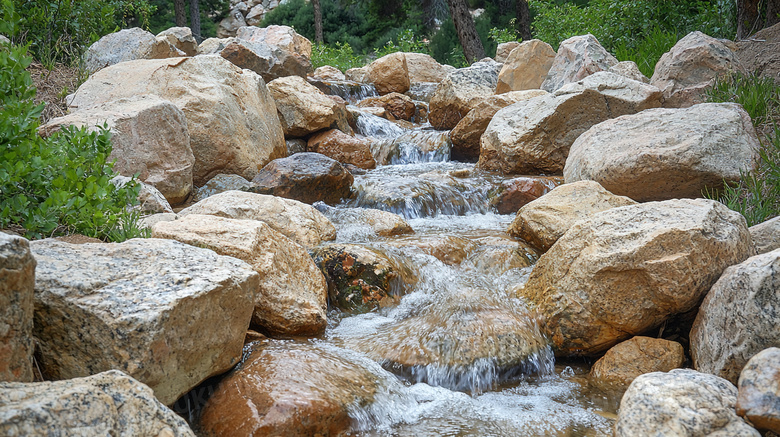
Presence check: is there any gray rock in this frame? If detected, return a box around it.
[737,347,780,433]
[428,59,502,130]
[217,8,247,38]
[156,26,198,56]
[110,175,174,214]
[541,34,618,92]
[0,370,194,436]
[191,174,251,203]
[0,233,35,382]
[84,27,184,74]
[30,238,259,405]
[749,216,780,254]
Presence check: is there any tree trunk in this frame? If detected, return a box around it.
[737,0,762,39]
[446,0,485,64]
[313,0,323,44]
[516,0,531,41]
[190,0,201,42]
[767,0,780,29]
[174,0,186,27]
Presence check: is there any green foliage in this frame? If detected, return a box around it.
[705,71,780,125]
[311,41,364,71]
[613,26,678,78]
[0,39,144,241]
[146,0,229,39]
[374,29,430,58]
[489,19,521,45]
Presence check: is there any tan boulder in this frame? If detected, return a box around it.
[267,75,342,137]
[651,31,743,108]
[494,41,521,63]
[307,129,376,169]
[41,95,194,205]
[69,56,286,186]
[178,190,336,248]
[345,66,370,83]
[541,34,618,92]
[750,216,780,254]
[520,199,753,356]
[30,238,259,405]
[508,180,636,252]
[609,60,649,83]
[0,370,195,436]
[111,176,173,214]
[428,60,502,129]
[357,92,415,121]
[450,90,547,162]
[368,52,410,95]
[496,40,556,93]
[152,215,327,336]
[479,72,662,175]
[589,336,685,390]
[249,153,354,205]
[0,233,35,383]
[311,65,345,81]
[737,347,780,433]
[235,25,312,80]
[156,27,198,56]
[83,27,184,74]
[404,52,454,83]
[564,103,761,202]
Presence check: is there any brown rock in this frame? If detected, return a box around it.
[520,199,753,356]
[236,25,313,80]
[345,66,370,83]
[428,60,502,130]
[750,216,780,254]
[0,233,35,383]
[249,153,354,205]
[267,75,342,137]
[384,235,478,266]
[357,92,415,121]
[368,52,410,95]
[216,8,246,38]
[491,176,562,215]
[311,65,345,81]
[589,336,685,390]
[496,40,556,93]
[404,52,455,83]
[307,129,376,169]
[736,22,780,82]
[494,41,521,63]
[156,27,198,56]
[541,34,618,92]
[737,347,780,433]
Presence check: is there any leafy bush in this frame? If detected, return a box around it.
[0,38,145,241]
[705,72,780,125]
[311,41,364,71]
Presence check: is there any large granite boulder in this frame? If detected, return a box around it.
[404,52,455,84]
[357,92,416,121]
[690,249,780,384]
[368,52,410,95]
[520,199,753,356]
[152,215,327,336]
[479,72,662,175]
[249,153,354,205]
[178,190,336,248]
[156,27,198,56]
[307,129,376,169]
[494,41,521,63]
[0,233,35,383]
[69,56,286,186]
[496,40,556,93]
[750,216,780,254]
[609,60,649,83]
[508,180,636,252]
[0,370,194,436]
[41,95,194,205]
[232,25,312,81]
[615,369,760,436]
[737,347,780,433]
[651,31,743,108]
[30,238,259,405]
[267,75,343,137]
[541,34,618,92]
[83,27,183,74]
[428,60,502,130]
[589,336,685,390]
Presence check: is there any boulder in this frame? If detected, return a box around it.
[750,216,780,254]
[608,60,649,83]
[651,31,743,108]
[245,4,265,26]
[178,190,336,248]
[41,95,194,205]
[736,22,780,82]
[0,233,35,383]
[520,199,753,356]
[311,65,345,81]
[496,40,556,94]
[494,41,521,63]
[404,52,455,84]
[199,339,383,436]
[249,153,354,205]
[0,370,194,436]
[541,34,618,92]
[152,215,327,336]
[589,336,685,390]
[345,66,370,83]
[115,177,174,214]
[30,238,258,405]
[217,8,247,38]
[357,92,415,121]
[737,347,780,433]
[191,174,250,203]
[196,36,235,54]
[307,129,376,169]
[429,60,502,130]
[156,27,198,56]
[139,213,178,231]
[267,75,343,137]
[615,369,760,436]
[286,138,307,155]
[690,249,780,384]
[69,56,286,186]
[490,176,561,215]
[368,52,410,95]
[83,28,183,74]
[508,180,636,252]
[479,72,662,175]
[320,207,413,237]
[564,103,761,202]
[450,90,548,162]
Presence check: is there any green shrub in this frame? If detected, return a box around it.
[705,71,780,125]
[311,41,364,71]
[613,26,679,78]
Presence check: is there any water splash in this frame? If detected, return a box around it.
[318,80,379,104]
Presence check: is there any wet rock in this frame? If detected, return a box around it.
[267,75,343,137]
[406,82,439,103]
[69,56,286,186]
[357,92,416,121]
[307,129,376,169]
[751,216,780,254]
[737,347,780,433]
[111,175,173,214]
[152,214,327,336]
[311,65,346,81]
[0,233,35,383]
[83,28,183,74]
[615,369,760,436]
[479,72,661,175]
[564,103,760,202]
[313,243,402,313]
[368,52,410,95]
[156,27,198,56]
[405,52,455,84]
[385,235,478,266]
[429,59,502,130]
[494,41,521,63]
[491,176,562,215]
[217,8,246,38]
[248,153,354,205]
[0,370,194,436]
[496,40,556,93]
[508,180,636,252]
[325,208,413,237]
[609,60,649,83]
[450,90,547,162]
[199,339,382,436]
[690,249,780,384]
[236,25,312,79]
[286,138,307,155]
[30,238,259,405]
[179,190,335,248]
[589,336,685,390]
[466,237,538,275]
[651,31,742,108]
[41,95,194,205]
[521,199,753,356]
[191,174,250,203]
[541,34,618,92]
[345,66,370,83]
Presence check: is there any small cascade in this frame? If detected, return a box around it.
[313,80,379,104]
[354,111,408,138]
